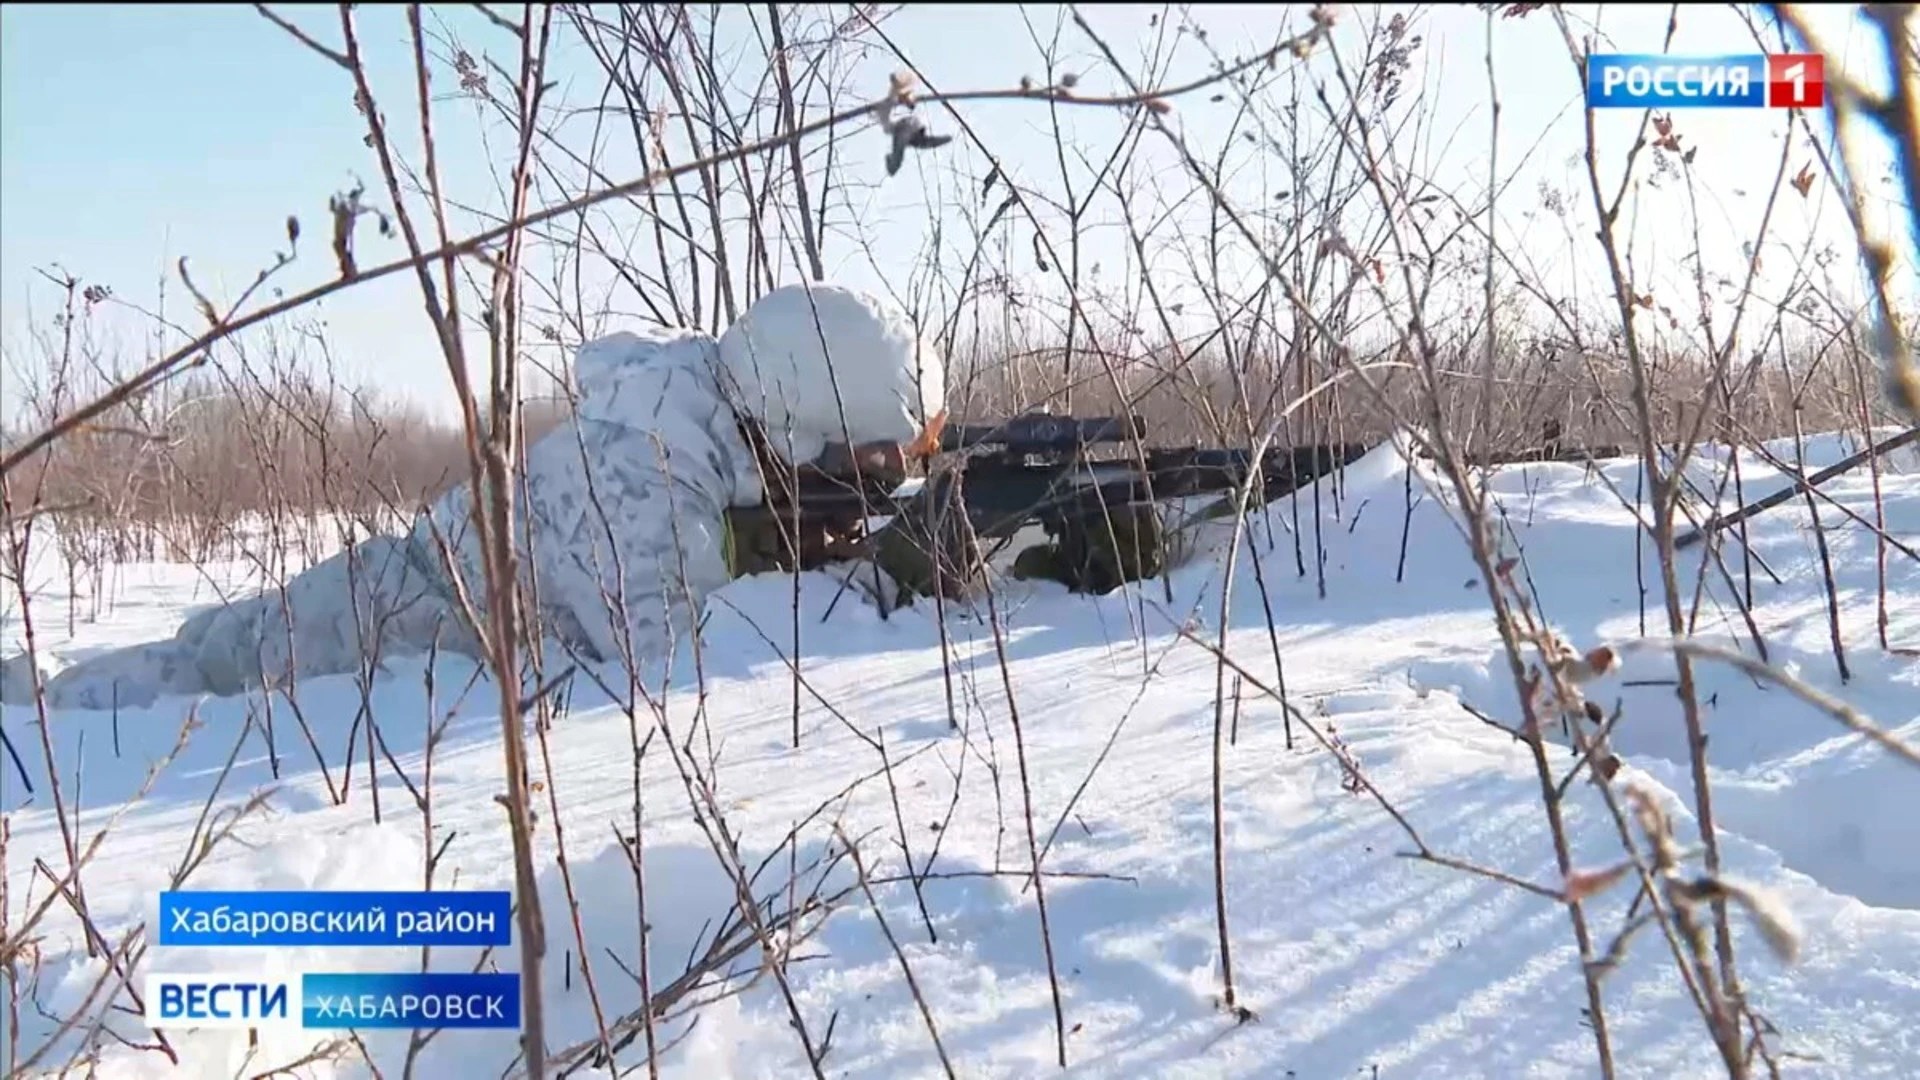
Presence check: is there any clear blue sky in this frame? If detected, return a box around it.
[0,3,470,413]
[2,4,1907,425]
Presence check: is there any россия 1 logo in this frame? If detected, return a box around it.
[1587,53,1825,109]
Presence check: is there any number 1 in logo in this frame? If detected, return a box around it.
[1766,53,1825,108]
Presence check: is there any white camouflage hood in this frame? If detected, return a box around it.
[715,282,946,467]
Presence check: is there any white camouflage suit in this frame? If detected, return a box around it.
[23,283,946,710]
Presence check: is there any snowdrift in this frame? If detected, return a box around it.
[3,420,1917,1077]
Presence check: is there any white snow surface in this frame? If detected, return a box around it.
[2,429,1917,1078]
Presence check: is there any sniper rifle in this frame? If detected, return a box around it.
[724,411,1373,596]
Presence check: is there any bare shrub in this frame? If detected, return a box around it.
[2,4,1915,1079]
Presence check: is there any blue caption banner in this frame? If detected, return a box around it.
[159,890,513,947]
[1587,54,1765,109]
[303,972,521,1030]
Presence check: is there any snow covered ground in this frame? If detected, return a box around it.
[2,430,1916,1079]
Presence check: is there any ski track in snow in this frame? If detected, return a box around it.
[3,431,1917,1078]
